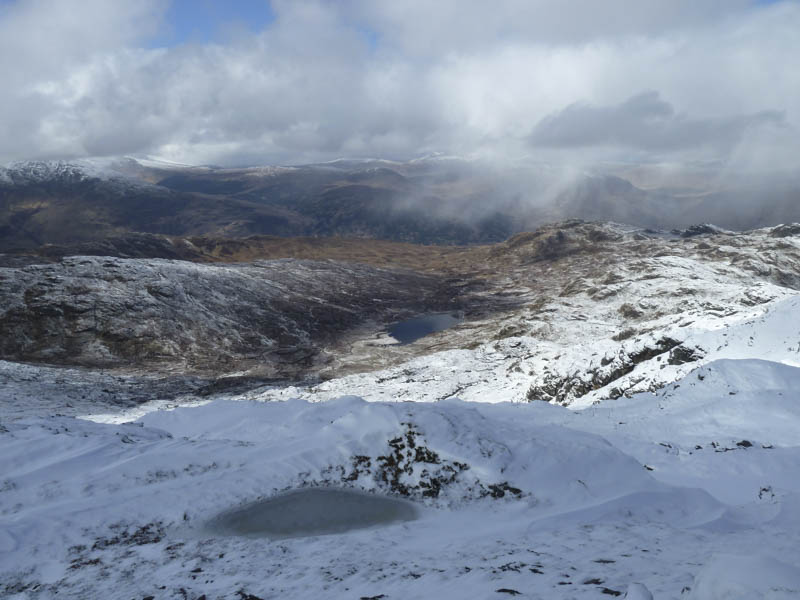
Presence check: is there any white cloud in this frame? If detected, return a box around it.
[0,0,798,171]
[351,0,754,52]
[0,0,163,159]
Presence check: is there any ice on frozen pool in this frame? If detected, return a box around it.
[207,487,419,539]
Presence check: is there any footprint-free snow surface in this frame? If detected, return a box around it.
[3,359,800,599]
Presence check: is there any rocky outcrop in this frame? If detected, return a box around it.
[0,256,454,374]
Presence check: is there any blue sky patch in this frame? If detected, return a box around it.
[150,0,276,47]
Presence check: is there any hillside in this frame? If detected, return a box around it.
[4,220,800,411]
[2,359,799,598]
[2,157,799,252]
[4,220,800,598]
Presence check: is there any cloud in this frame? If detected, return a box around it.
[0,0,163,160]
[0,0,798,170]
[352,0,754,52]
[529,91,786,154]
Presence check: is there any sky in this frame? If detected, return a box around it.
[0,0,797,169]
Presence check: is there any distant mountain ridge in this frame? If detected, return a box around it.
[1,156,799,251]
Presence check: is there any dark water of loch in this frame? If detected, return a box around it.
[388,313,461,344]
[208,487,418,539]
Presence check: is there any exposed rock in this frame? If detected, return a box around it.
[770,223,800,238]
[7,219,800,410]
[675,223,730,238]
[528,337,681,404]
[0,256,456,374]
[315,423,522,503]
[668,345,705,365]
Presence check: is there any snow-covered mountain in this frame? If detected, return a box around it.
[4,155,800,253]
[3,220,800,598]
[224,221,800,409]
[0,157,157,186]
[5,221,800,406]
[2,358,800,598]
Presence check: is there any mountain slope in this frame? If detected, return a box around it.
[4,157,800,251]
[0,161,309,251]
[0,256,461,374]
[2,221,800,598]
[242,221,800,406]
[5,220,800,415]
[2,361,799,599]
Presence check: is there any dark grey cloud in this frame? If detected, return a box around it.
[529,91,786,153]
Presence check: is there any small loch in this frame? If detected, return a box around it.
[207,487,419,539]
[387,313,461,345]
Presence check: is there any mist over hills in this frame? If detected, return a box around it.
[1,156,798,252]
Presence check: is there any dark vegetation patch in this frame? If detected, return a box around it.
[316,422,524,503]
[91,522,165,550]
[236,591,266,600]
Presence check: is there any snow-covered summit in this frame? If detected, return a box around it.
[0,157,152,186]
[0,160,101,184]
